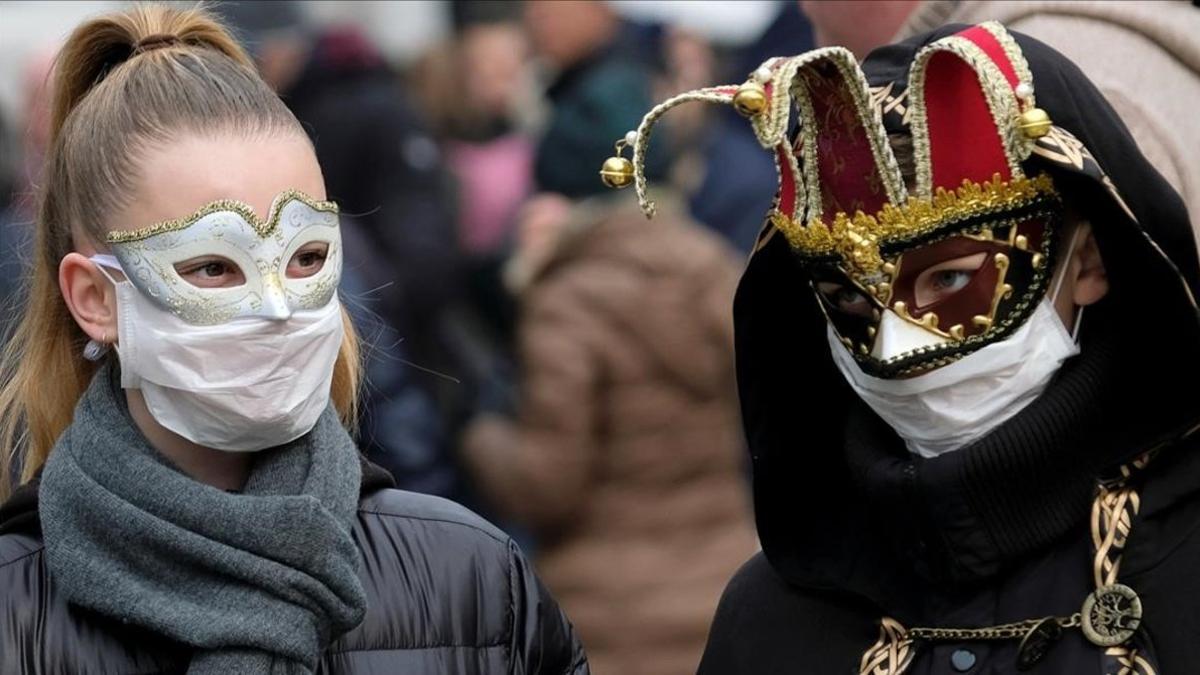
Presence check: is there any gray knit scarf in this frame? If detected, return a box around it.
[39,362,367,673]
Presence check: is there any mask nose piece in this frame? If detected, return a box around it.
[259,278,292,321]
[871,309,949,361]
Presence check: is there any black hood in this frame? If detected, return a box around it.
[734,25,1200,601]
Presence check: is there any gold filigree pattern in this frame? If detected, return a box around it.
[1091,485,1141,589]
[858,618,915,675]
[107,189,338,243]
[870,82,906,121]
[1107,450,1159,486]
[1033,126,1089,169]
[1031,125,1198,313]
[1106,646,1159,675]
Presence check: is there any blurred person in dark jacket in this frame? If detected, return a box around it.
[460,39,759,668]
[688,2,815,254]
[525,0,670,200]
[218,2,475,502]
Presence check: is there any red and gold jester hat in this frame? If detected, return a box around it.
[601,22,1071,378]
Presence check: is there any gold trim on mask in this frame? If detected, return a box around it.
[106,189,339,244]
[772,173,1056,278]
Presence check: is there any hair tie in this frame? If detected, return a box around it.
[134,33,181,55]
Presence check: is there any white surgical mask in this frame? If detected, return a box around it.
[92,255,345,453]
[828,298,1079,457]
[828,232,1085,458]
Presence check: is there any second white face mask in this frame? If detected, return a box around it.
[94,257,345,453]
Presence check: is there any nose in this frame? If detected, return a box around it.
[259,276,292,321]
[871,309,948,361]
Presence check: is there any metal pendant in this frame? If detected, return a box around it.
[859,618,918,675]
[1081,583,1143,647]
[1016,617,1063,670]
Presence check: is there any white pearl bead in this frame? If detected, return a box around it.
[753,66,773,83]
[1015,82,1034,99]
[624,130,638,146]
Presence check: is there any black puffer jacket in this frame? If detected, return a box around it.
[0,461,590,674]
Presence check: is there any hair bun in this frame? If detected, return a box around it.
[133,33,182,55]
[49,5,253,144]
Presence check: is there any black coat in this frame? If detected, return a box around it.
[699,25,1200,675]
[0,462,590,674]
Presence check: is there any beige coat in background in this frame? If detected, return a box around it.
[463,199,758,675]
[901,0,1200,253]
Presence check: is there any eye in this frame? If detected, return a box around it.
[816,281,874,318]
[932,269,973,292]
[286,242,329,279]
[175,256,246,288]
[913,252,987,307]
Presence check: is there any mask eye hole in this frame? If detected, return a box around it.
[286,242,329,279]
[816,281,874,318]
[174,256,246,288]
[912,252,987,308]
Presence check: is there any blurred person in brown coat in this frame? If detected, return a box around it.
[800,0,1200,253]
[462,187,758,675]
[462,6,757,671]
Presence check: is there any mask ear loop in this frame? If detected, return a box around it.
[83,254,127,360]
[89,254,125,285]
[1048,227,1086,343]
[1071,306,1085,342]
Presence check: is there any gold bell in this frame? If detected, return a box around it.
[1017,107,1052,139]
[599,156,634,189]
[733,81,768,117]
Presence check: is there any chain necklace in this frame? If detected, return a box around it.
[905,612,1080,642]
[858,448,1160,675]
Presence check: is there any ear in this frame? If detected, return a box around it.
[1071,224,1108,307]
[59,252,119,345]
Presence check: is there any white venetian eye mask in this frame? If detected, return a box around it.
[106,189,342,325]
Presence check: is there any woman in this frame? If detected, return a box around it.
[0,6,588,674]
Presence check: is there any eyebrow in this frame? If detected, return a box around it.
[106,189,338,244]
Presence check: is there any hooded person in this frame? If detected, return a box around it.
[598,21,1200,675]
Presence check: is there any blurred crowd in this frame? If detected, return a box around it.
[2,0,1198,673]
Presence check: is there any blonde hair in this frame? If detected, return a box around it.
[0,4,361,499]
